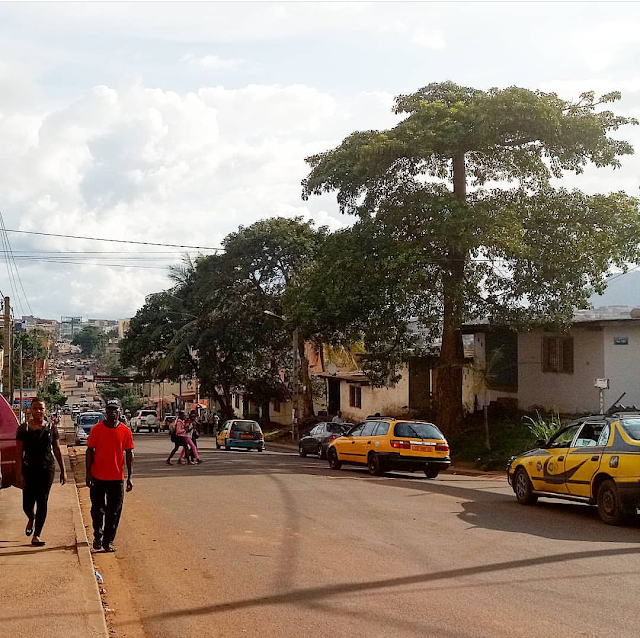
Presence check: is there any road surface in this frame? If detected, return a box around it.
[72,434,640,638]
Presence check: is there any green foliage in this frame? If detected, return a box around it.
[13,330,49,389]
[300,81,640,433]
[523,411,564,441]
[72,326,108,356]
[98,382,143,413]
[123,217,325,418]
[38,381,67,408]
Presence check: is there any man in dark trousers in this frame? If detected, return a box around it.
[86,400,134,552]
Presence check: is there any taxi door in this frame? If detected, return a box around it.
[564,421,608,498]
[334,423,364,461]
[530,423,582,495]
[351,421,378,464]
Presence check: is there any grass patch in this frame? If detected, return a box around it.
[450,410,570,471]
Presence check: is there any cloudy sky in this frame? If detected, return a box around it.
[2,1,640,320]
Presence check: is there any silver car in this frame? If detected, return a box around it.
[75,412,106,446]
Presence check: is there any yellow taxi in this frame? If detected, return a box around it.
[507,412,640,525]
[327,417,451,478]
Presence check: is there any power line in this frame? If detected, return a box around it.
[0,213,33,316]
[4,228,224,251]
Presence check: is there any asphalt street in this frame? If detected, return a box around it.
[75,434,640,638]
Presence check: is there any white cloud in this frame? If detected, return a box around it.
[411,28,445,50]
[181,53,244,71]
[0,80,399,319]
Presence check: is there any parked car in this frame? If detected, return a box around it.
[327,417,451,478]
[507,412,640,525]
[299,422,352,459]
[161,415,176,432]
[216,419,265,451]
[130,409,160,433]
[75,411,106,445]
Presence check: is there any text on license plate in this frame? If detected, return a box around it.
[411,445,434,452]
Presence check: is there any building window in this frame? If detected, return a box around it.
[273,399,281,413]
[234,394,240,409]
[542,336,574,374]
[349,385,362,408]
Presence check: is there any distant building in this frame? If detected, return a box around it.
[118,318,131,340]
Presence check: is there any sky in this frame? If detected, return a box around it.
[2,1,640,320]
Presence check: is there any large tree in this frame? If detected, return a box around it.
[302,82,640,434]
[72,326,107,357]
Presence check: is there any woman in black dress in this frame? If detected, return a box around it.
[15,398,67,546]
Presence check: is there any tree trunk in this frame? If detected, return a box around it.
[436,152,467,435]
[298,340,315,419]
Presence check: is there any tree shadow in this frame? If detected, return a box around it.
[115,546,640,627]
[90,444,640,543]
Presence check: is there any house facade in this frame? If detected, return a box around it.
[466,307,640,415]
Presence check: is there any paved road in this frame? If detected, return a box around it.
[79,435,640,638]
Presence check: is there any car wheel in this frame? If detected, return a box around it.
[597,479,628,525]
[514,468,538,505]
[368,452,385,476]
[328,448,342,470]
[317,444,325,459]
[216,439,221,449]
[258,447,263,452]
[424,467,439,479]
[299,445,307,457]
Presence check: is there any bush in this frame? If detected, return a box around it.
[523,411,563,441]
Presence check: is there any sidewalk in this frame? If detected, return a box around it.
[0,442,107,638]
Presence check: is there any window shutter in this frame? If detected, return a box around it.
[562,338,574,374]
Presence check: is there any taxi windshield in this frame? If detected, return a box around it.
[621,419,640,440]
[394,422,443,439]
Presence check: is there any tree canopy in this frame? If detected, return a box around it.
[72,326,108,357]
[301,81,640,433]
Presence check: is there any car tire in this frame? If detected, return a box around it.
[216,439,221,449]
[424,467,439,479]
[317,444,325,459]
[514,468,538,505]
[328,448,342,470]
[597,479,628,526]
[258,447,263,452]
[368,452,385,476]
[299,446,307,457]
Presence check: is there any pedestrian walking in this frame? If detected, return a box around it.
[213,413,220,436]
[15,398,67,547]
[166,411,189,465]
[86,400,134,552]
[178,411,201,464]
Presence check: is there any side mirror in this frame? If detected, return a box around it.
[534,438,547,448]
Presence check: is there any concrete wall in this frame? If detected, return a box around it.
[603,324,640,408]
[518,328,604,414]
[341,367,410,423]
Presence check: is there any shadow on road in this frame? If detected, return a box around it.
[116,545,640,628]
[119,441,640,544]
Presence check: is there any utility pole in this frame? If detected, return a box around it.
[292,328,299,443]
[19,340,24,424]
[3,296,11,402]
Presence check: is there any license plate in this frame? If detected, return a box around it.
[411,445,433,452]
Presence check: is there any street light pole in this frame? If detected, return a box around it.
[264,310,299,442]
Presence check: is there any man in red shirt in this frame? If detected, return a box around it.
[86,400,134,552]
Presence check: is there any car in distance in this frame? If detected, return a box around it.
[130,409,160,433]
[216,419,265,451]
[75,411,106,445]
[507,413,640,525]
[327,417,451,478]
[161,415,176,432]
[299,422,352,459]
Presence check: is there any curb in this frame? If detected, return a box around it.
[62,446,109,638]
[266,443,506,478]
